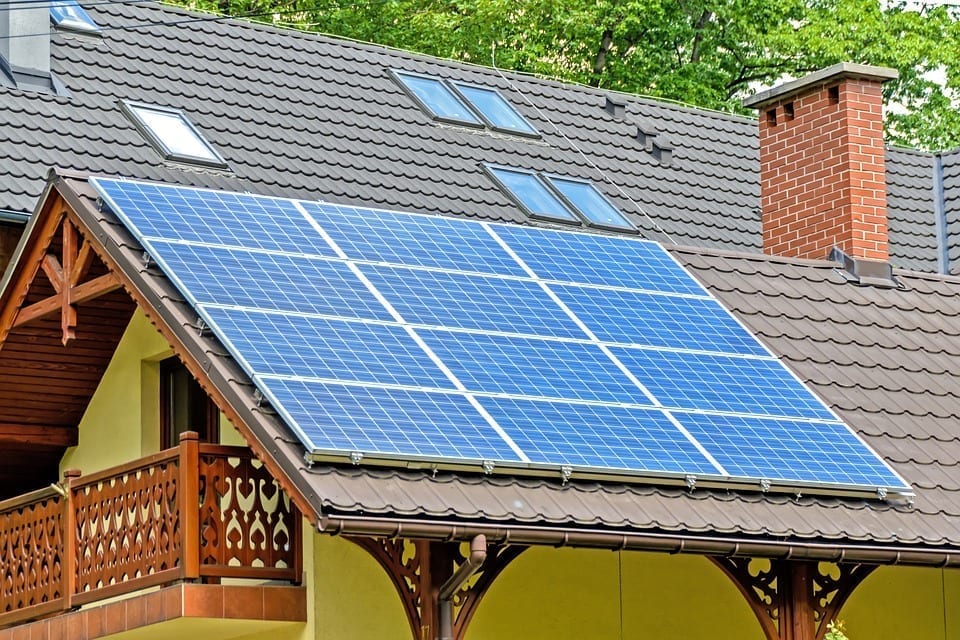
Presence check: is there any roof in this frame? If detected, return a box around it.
[0,0,955,270]
[3,2,960,563]
[40,172,960,565]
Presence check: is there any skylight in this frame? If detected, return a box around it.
[394,71,483,127]
[485,166,579,224]
[49,0,101,34]
[395,70,539,137]
[486,165,635,232]
[545,176,636,232]
[451,82,539,136]
[121,102,228,168]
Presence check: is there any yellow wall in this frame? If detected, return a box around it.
[841,566,960,639]
[60,310,170,475]
[467,547,763,640]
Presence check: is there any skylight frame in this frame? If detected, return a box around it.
[121,101,229,169]
[483,165,581,226]
[49,0,101,34]
[392,70,485,129]
[543,174,638,233]
[449,81,540,138]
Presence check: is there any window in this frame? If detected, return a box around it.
[485,166,579,224]
[486,165,636,232]
[121,101,228,168]
[394,70,539,136]
[49,0,101,34]
[545,175,637,232]
[450,82,538,136]
[160,358,219,449]
[394,71,483,127]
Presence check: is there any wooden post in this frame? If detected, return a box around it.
[178,431,200,580]
[61,468,81,612]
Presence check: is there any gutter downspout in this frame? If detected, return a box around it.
[437,534,487,640]
[933,153,949,274]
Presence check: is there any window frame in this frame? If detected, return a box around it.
[392,70,485,129]
[542,173,638,233]
[159,357,220,450]
[121,100,229,169]
[49,0,102,34]
[449,80,540,138]
[484,164,581,225]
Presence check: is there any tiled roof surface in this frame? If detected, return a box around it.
[0,2,948,266]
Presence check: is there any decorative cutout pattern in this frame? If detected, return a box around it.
[0,493,64,613]
[72,458,180,593]
[198,449,298,574]
[350,536,526,640]
[712,557,875,640]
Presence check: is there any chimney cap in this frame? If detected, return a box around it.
[743,62,898,109]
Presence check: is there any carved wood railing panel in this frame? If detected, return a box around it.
[0,489,65,624]
[197,446,300,579]
[71,452,181,599]
[0,433,301,628]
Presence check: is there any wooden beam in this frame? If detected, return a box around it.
[0,423,77,448]
[70,240,94,286]
[61,220,78,344]
[41,254,65,294]
[13,273,121,328]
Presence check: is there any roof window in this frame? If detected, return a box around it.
[485,165,635,232]
[485,166,579,224]
[545,175,636,232]
[395,70,538,137]
[121,101,228,169]
[49,0,101,34]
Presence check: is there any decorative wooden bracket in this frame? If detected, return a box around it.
[12,215,120,344]
[349,536,526,640]
[712,557,876,640]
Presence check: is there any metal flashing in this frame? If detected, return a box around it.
[829,246,898,288]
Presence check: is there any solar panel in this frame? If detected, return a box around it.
[361,264,586,338]
[149,241,393,319]
[419,329,644,404]
[553,284,769,353]
[610,347,836,420]
[264,379,522,461]
[493,224,707,295]
[202,307,455,389]
[299,201,529,276]
[479,398,717,473]
[91,176,912,498]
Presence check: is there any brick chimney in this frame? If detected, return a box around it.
[744,63,898,262]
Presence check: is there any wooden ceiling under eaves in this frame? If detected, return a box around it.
[0,200,135,498]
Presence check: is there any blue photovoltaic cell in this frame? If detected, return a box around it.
[480,397,716,473]
[149,241,393,320]
[201,307,454,389]
[674,412,904,486]
[611,347,835,420]
[91,178,333,256]
[361,264,586,339]
[491,224,707,295]
[264,378,521,461]
[554,284,768,354]
[300,202,527,276]
[419,329,646,404]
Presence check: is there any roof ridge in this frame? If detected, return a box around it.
[139,2,756,126]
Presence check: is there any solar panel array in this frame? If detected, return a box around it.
[91,177,911,496]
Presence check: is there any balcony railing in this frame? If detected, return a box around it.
[0,432,301,627]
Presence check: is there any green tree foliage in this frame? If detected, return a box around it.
[177,0,960,150]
